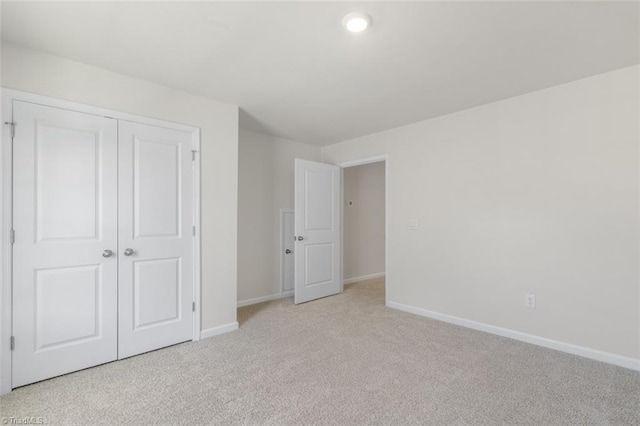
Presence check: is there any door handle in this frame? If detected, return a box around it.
[102,249,113,258]
[296,236,304,241]
[285,249,292,254]
[124,248,135,256]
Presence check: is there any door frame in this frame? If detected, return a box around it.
[279,208,294,296]
[0,88,202,394]
[337,155,389,305]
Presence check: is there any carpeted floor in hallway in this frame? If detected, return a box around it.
[1,277,638,425]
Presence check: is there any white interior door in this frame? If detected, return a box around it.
[117,121,194,359]
[294,159,341,304]
[282,212,294,292]
[12,101,118,387]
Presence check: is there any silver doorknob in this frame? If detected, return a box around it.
[102,249,113,258]
[296,236,304,241]
[124,248,135,256]
[285,249,292,254]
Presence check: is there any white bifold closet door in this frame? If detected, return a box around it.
[11,101,194,388]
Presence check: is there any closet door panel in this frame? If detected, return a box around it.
[117,121,194,359]
[11,101,118,387]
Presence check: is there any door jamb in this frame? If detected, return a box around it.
[336,155,389,305]
[0,88,202,394]
[1,91,14,395]
[192,130,202,343]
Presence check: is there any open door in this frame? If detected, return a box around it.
[294,159,341,304]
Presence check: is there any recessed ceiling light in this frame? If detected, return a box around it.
[342,12,372,33]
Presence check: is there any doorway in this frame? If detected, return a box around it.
[341,159,386,301]
[285,156,388,305]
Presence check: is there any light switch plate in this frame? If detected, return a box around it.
[525,293,536,309]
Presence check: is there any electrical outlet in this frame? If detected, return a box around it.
[525,293,536,309]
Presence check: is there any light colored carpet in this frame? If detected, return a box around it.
[1,277,638,425]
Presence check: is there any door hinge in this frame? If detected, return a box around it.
[192,226,196,236]
[4,121,15,139]
[9,229,15,245]
[10,336,14,351]
[192,301,196,312]
[191,150,198,161]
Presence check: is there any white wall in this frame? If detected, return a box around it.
[237,128,320,302]
[323,65,640,361]
[1,43,239,332]
[344,162,385,280]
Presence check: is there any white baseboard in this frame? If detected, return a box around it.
[343,272,385,285]
[200,322,238,340]
[237,291,293,308]
[387,301,640,371]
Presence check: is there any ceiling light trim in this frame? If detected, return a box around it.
[342,12,372,33]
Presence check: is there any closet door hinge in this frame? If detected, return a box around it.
[10,336,14,351]
[4,122,15,139]
[191,150,198,161]
[9,229,15,245]
[192,226,196,236]
[192,302,196,312]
